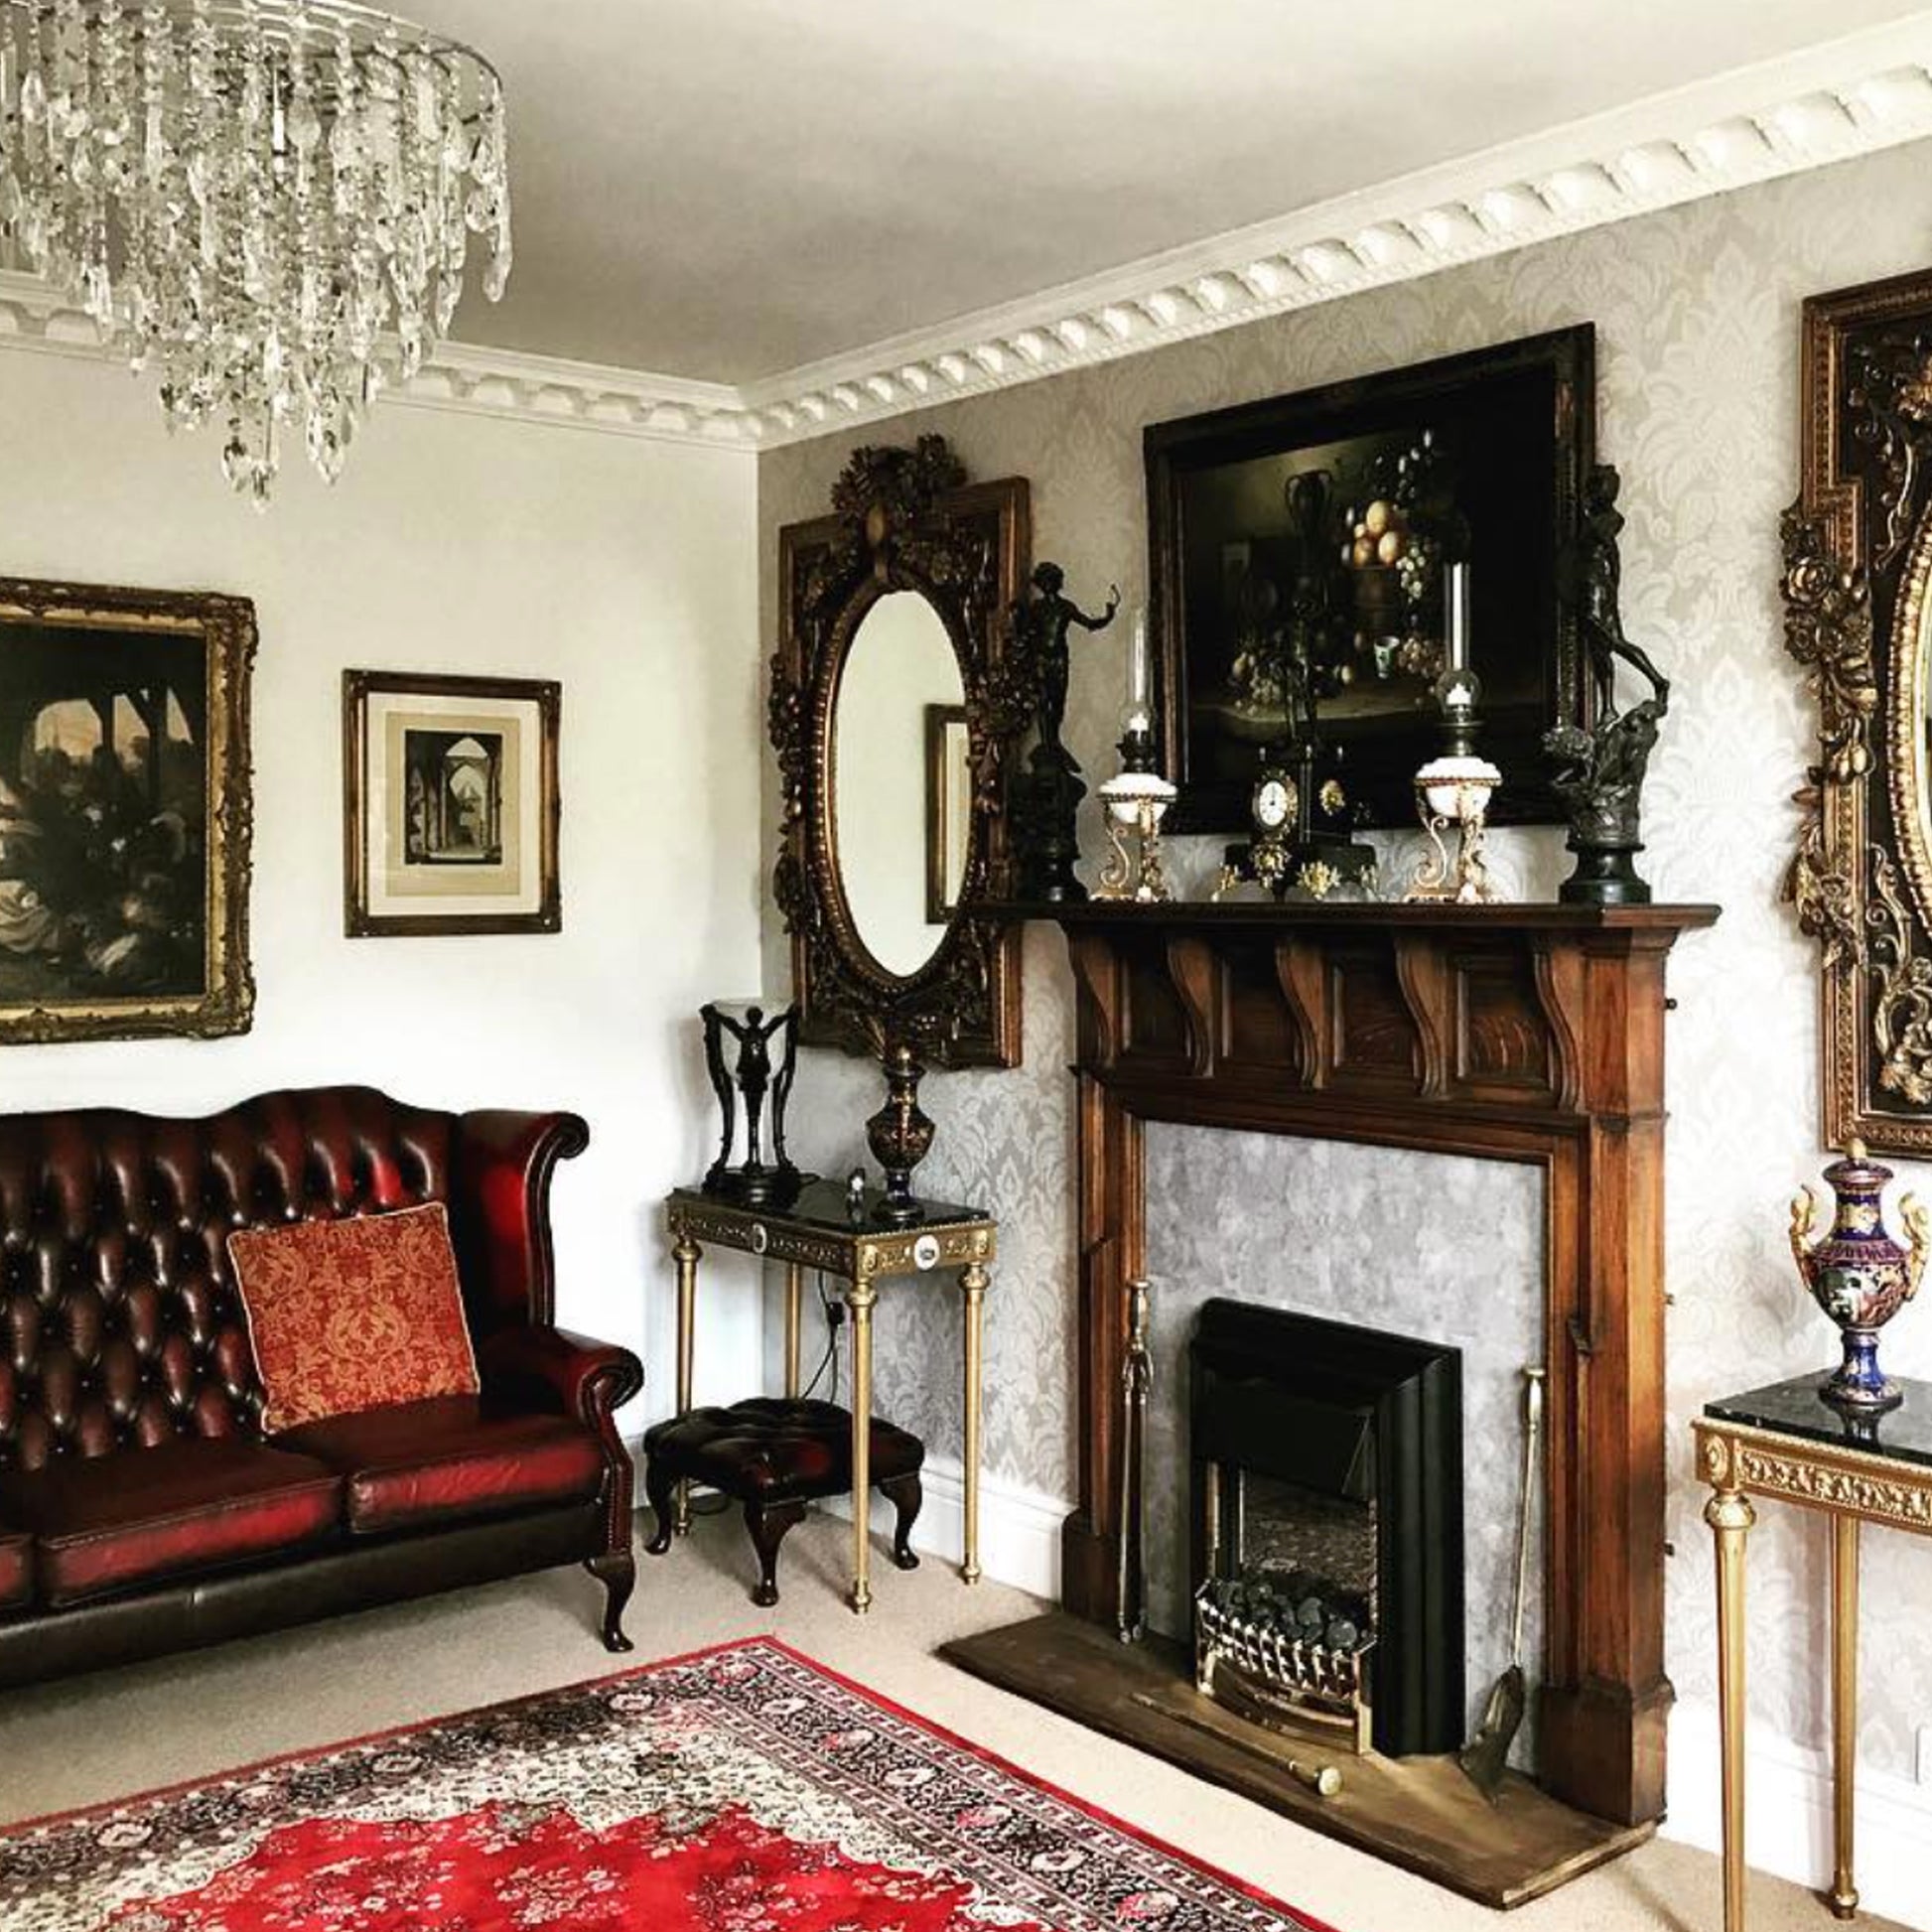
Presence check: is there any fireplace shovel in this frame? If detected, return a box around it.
[1458,1364,1545,1803]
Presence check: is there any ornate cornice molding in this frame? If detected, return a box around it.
[0,267,757,454]
[3,20,1931,456]
[735,20,1932,448]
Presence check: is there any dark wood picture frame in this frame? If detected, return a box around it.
[1784,267,1932,1154]
[771,435,1030,1069]
[1146,325,1596,832]
[343,669,561,937]
[0,574,255,1043]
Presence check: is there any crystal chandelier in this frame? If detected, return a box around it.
[0,0,511,502]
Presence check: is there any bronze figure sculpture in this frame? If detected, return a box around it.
[700,1002,804,1203]
[1019,561,1119,754]
[1543,464,1671,904]
[1007,561,1120,900]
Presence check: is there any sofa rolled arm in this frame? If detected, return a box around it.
[481,1324,642,1567]
[480,1323,643,1429]
[452,1109,590,1332]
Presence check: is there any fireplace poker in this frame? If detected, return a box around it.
[1116,1278,1153,1642]
[1458,1363,1545,1802]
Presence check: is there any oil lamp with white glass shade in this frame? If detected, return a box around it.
[1095,607,1178,901]
[1404,564,1503,904]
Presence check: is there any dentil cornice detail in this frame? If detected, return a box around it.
[0,268,751,453]
[3,18,1930,456]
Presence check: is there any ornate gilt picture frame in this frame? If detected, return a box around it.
[0,575,255,1043]
[343,670,561,937]
[1784,268,1932,1153]
[770,435,1029,1068]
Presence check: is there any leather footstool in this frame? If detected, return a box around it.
[641,1397,924,1605]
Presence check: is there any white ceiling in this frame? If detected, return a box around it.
[428,1,1932,385]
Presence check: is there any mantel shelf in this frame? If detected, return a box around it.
[984,897,1721,936]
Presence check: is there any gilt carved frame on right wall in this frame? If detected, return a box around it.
[1785,267,1932,1155]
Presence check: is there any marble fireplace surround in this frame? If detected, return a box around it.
[1001,896,1718,1831]
[1144,1123,1544,1772]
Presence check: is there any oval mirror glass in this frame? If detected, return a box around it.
[832,591,968,979]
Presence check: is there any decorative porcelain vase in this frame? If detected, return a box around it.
[1789,1142,1930,1410]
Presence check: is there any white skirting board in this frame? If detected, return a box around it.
[810,1455,1071,1603]
[1664,1699,1932,1931]
[625,1437,1070,1602]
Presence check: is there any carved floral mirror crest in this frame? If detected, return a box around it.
[770,434,1031,1068]
[1785,268,1932,1152]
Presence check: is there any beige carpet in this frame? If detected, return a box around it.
[0,1510,1896,1932]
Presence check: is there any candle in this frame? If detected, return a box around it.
[1445,563,1470,672]
[1126,605,1152,732]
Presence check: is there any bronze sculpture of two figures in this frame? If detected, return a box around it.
[1543,464,1672,904]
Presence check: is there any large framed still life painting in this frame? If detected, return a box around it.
[0,576,255,1042]
[1146,324,1595,830]
[343,670,560,936]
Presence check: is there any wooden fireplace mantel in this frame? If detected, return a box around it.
[1012,897,1719,1829]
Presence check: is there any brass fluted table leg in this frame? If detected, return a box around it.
[784,1262,803,1399]
[846,1275,876,1613]
[1708,1485,1756,1932]
[1831,1513,1861,1920]
[961,1260,988,1585]
[672,1232,700,1535]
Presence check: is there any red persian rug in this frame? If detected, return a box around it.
[0,1637,1335,1932]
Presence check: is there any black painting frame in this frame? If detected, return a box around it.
[1146,324,1596,832]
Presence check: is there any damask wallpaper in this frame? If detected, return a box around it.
[757,141,1932,1787]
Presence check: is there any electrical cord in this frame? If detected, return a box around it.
[801,1272,841,1406]
[681,1272,846,1521]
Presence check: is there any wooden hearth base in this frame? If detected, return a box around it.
[942,1613,1652,1910]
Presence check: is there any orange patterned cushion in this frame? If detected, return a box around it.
[229,1204,480,1432]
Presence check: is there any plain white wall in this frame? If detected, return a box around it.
[0,346,765,1434]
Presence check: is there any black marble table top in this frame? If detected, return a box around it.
[1705,1372,1932,1470]
[668,1178,992,1234]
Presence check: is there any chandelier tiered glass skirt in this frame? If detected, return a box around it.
[0,0,511,499]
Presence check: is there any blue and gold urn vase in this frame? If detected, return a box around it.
[1790,1141,1930,1411]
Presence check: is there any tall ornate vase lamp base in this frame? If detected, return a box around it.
[866,1038,937,1225]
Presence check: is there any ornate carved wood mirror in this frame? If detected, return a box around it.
[1785,268,1932,1152]
[770,435,1030,1068]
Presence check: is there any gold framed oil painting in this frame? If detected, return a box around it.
[343,670,560,937]
[0,575,255,1043]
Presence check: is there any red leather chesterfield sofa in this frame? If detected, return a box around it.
[0,1086,643,1689]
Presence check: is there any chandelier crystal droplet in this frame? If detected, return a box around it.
[0,0,511,503]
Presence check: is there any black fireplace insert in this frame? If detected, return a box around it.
[1189,1298,1463,1757]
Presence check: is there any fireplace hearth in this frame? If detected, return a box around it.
[1190,1300,1461,1758]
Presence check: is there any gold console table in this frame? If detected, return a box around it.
[1696,1377,1932,1931]
[664,1180,996,1612]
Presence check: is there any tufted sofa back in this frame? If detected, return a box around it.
[0,1087,462,1474]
